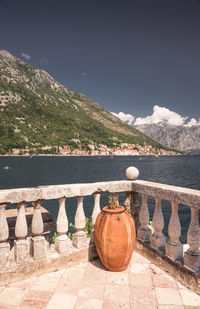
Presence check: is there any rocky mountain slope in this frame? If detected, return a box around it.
[0,50,168,154]
[134,123,200,152]
[113,107,200,153]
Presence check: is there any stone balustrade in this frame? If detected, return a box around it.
[0,171,200,280]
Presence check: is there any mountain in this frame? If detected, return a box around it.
[134,123,200,153]
[113,106,200,153]
[0,50,169,154]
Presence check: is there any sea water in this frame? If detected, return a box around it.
[0,155,199,243]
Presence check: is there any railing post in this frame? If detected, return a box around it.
[91,194,101,243]
[72,196,87,248]
[55,197,71,253]
[113,192,119,206]
[14,202,29,263]
[0,204,10,268]
[184,208,200,272]
[137,194,152,242]
[150,197,166,252]
[166,201,183,262]
[132,192,140,230]
[124,192,140,230]
[31,200,47,259]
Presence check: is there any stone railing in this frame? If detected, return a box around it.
[0,168,200,283]
[0,180,135,271]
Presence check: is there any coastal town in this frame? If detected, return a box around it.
[8,143,179,156]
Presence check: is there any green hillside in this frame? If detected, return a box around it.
[0,50,168,154]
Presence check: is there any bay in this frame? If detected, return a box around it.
[0,154,199,243]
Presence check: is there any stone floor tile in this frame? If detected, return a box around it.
[155,288,183,305]
[74,297,103,309]
[46,293,77,309]
[130,270,153,287]
[158,305,185,309]
[83,268,107,283]
[131,252,150,265]
[130,287,157,305]
[0,287,6,293]
[30,275,60,291]
[106,271,129,286]
[130,262,149,274]
[152,273,178,289]
[78,281,105,299]
[55,279,81,295]
[20,299,47,309]
[131,304,157,309]
[9,277,37,290]
[179,288,200,306]
[0,287,26,306]
[23,290,53,302]
[103,300,130,309]
[104,284,130,303]
[0,305,21,309]
[62,265,86,280]
[184,306,200,309]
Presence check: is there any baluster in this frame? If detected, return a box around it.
[31,200,47,259]
[91,194,101,243]
[14,202,29,263]
[0,204,10,268]
[124,192,131,213]
[124,191,139,230]
[113,192,119,206]
[166,201,183,262]
[72,196,87,248]
[55,197,71,253]
[132,192,140,230]
[150,197,166,252]
[138,194,152,242]
[184,208,200,272]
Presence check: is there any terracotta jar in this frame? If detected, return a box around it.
[94,206,136,271]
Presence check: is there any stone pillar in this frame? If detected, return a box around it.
[150,197,166,252]
[184,208,200,272]
[72,196,87,248]
[137,194,152,242]
[31,200,47,259]
[166,201,183,262]
[55,197,71,253]
[91,193,101,243]
[14,202,29,263]
[0,204,10,268]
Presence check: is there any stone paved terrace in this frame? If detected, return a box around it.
[0,252,200,309]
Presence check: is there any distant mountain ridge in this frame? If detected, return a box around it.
[113,107,200,153]
[0,50,169,154]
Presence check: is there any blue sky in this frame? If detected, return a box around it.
[0,0,200,119]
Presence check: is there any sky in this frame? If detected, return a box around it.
[0,0,200,120]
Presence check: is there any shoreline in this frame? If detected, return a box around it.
[0,153,182,157]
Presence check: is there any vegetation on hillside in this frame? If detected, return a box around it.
[0,50,174,154]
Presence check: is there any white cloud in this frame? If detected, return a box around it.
[20,52,31,60]
[81,72,88,76]
[112,111,135,125]
[113,105,200,127]
[134,105,187,126]
[184,118,200,127]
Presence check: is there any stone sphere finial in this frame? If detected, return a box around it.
[126,166,139,180]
